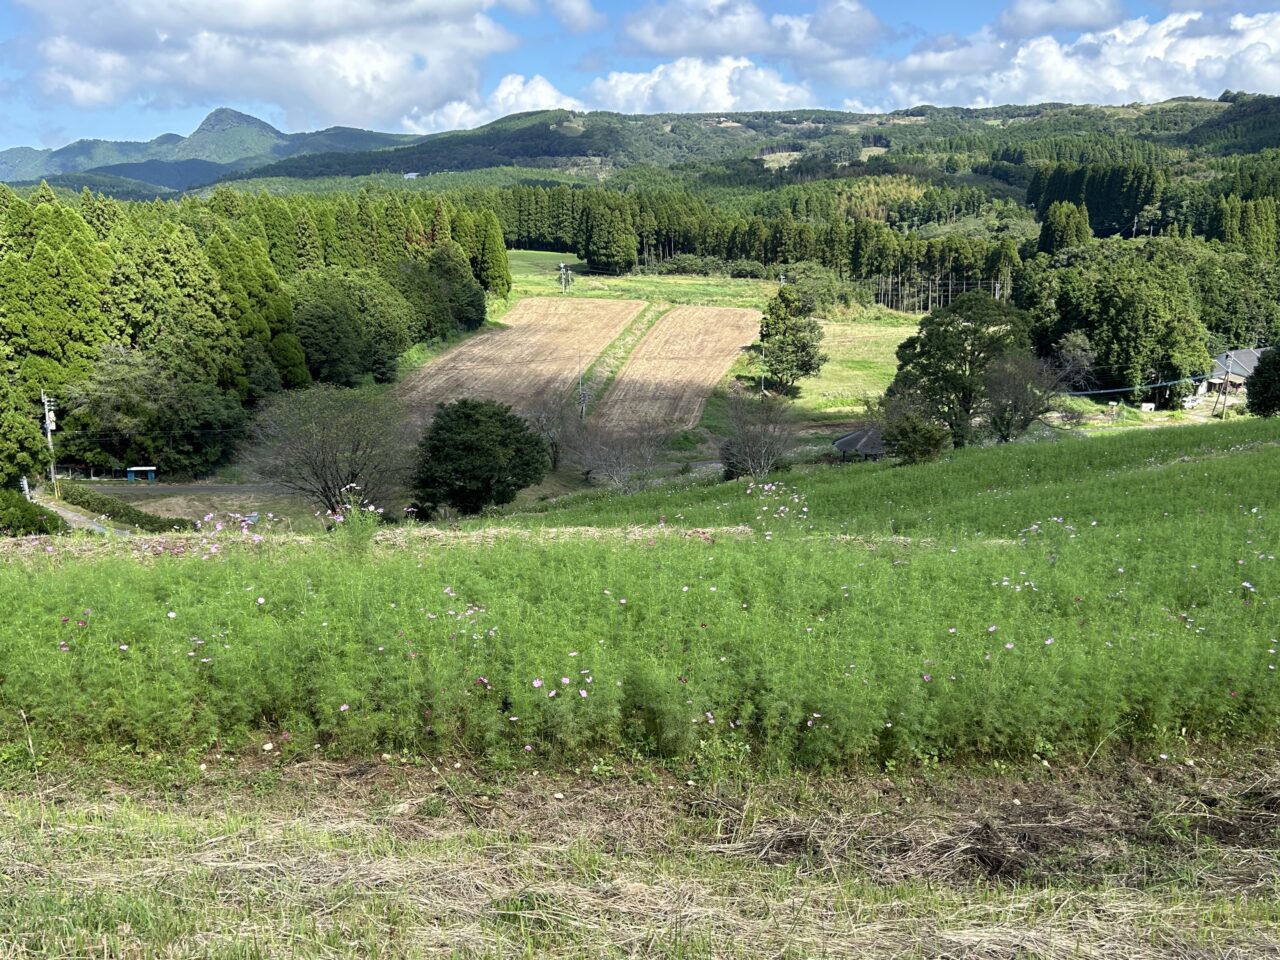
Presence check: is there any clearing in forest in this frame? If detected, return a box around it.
[592,305,759,431]
[397,298,645,424]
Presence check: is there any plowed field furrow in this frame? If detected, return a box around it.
[397,298,645,424]
[592,306,759,431]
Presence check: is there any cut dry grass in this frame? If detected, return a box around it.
[1,748,1276,958]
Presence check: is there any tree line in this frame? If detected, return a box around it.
[0,183,511,483]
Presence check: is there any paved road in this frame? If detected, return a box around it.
[85,482,289,495]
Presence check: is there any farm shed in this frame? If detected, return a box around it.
[833,426,885,461]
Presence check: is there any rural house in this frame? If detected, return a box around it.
[1201,348,1270,394]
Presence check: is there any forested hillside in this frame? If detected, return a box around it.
[0,183,508,482]
[3,92,1280,485]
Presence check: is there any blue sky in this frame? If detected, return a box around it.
[0,0,1277,149]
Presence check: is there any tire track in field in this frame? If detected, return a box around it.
[396,298,646,426]
[591,305,760,432]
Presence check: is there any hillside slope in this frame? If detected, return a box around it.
[0,108,421,188]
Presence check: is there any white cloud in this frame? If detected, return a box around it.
[999,0,1125,36]
[403,73,584,133]
[876,11,1280,109]
[588,56,812,114]
[623,0,886,61]
[16,0,532,130]
[546,0,606,32]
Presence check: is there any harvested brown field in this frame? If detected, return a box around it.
[397,298,645,425]
[592,305,759,431]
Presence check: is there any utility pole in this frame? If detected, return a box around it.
[578,354,588,419]
[1214,353,1234,418]
[41,389,57,493]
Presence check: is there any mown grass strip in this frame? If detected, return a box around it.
[580,302,672,416]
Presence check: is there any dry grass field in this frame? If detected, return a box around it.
[396,298,645,424]
[3,749,1276,959]
[592,305,759,431]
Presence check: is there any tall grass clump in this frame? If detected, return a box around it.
[0,419,1275,769]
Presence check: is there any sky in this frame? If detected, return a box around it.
[0,0,1278,150]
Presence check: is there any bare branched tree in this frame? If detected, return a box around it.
[565,419,670,491]
[524,397,575,470]
[719,383,794,480]
[985,352,1082,442]
[244,384,413,512]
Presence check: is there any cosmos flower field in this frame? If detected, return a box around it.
[1,418,1276,770]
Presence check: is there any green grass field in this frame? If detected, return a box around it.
[5,418,1276,770]
[505,250,776,308]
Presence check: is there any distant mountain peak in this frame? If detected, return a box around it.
[193,108,284,139]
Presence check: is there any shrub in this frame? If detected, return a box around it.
[245,385,412,514]
[0,490,66,536]
[60,483,195,532]
[882,411,951,465]
[1246,347,1280,417]
[413,399,549,516]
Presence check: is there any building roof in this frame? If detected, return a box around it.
[1211,348,1269,380]
[833,425,885,456]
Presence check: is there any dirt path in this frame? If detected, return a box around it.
[30,494,116,535]
[2,749,1275,958]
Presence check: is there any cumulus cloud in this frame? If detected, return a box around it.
[12,0,1280,135]
[588,56,812,114]
[999,0,1126,36]
[877,11,1280,109]
[403,73,584,133]
[546,0,606,32]
[15,0,532,130]
[623,0,886,61]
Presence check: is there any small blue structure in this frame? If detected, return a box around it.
[127,466,157,485]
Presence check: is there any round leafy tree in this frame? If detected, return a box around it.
[1246,347,1280,418]
[413,399,550,516]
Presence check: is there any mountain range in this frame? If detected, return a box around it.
[0,108,421,193]
[4,94,1280,200]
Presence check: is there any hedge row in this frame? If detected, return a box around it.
[60,483,195,533]
[0,489,67,536]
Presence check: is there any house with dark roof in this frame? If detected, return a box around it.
[833,425,885,461]
[1203,348,1270,394]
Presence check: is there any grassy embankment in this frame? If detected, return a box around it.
[3,417,1278,957]
[4,418,1275,768]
